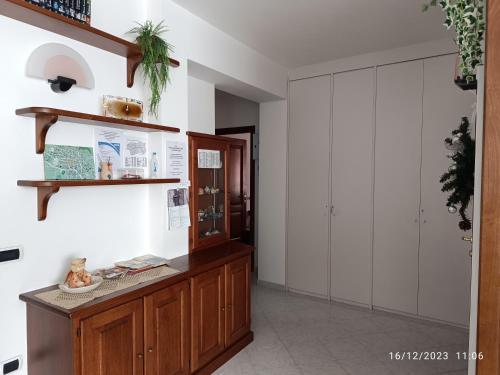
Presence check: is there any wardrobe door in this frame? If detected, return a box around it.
[373,60,423,314]
[419,55,474,325]
[288,75,331,297]
[331,68,375,305]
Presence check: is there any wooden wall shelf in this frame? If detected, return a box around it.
[16,107,180,154]
[0,0,180,87]
[18,178,181,221]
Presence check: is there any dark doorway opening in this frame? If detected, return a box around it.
[216,126,256,249]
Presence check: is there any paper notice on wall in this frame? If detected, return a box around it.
[94,129,124,170]
[124,134,148,169]
[166,141,187,181]
[167,188,191,230]
[198,149,221,168]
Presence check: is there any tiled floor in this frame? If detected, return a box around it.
[215,283,469,375]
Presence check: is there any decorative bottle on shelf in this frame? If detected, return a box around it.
[151,152,159,178]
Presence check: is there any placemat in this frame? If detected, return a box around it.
[35,266,180,310]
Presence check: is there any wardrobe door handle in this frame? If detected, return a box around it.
[137,353,144,359]
[148,347,153,353]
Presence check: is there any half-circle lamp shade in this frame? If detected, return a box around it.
[26,43,95,89]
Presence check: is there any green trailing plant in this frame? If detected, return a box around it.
[423,0,485,82]
[128,20,173,118]
[440,117,475,231]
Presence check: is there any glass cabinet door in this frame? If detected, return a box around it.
[195,148,226,241]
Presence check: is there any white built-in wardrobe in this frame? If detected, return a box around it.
[287,54,475,326]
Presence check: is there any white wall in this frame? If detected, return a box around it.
[468,66,485,375]
[0,2,152,369]
[147,0,288,100]
[215,90,260,129]
[0,0,288,372]
[188,76,215,134]
[258,100,287,286]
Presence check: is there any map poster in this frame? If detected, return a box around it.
[124,134,148,170]
[94,129,123,172]
[43,144,96,180]
[166,141,187,182]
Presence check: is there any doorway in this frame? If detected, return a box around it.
[216,126,256,248]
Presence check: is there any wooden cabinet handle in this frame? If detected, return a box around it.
[222,307,225,311]
[137,353,144,359]
[148,347,153,353]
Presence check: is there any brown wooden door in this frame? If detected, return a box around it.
[229,140,246,240]
[81,299,144,375]
[144,281,190,375]
[190,266,225,372]
[225,256,251,346]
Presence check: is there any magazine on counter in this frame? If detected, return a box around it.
[115,254,169,271]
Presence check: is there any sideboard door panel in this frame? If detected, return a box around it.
[144,281,190,375]
[225,255,251,346]
[191,266,226,372]
[81,299,144,375]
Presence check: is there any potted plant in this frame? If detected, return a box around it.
[128,20,173,118]
[423,0,485,90]
[440,117,475,231]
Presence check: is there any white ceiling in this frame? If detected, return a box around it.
[173,0,449,68]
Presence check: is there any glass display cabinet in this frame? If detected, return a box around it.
[188,132,231,252]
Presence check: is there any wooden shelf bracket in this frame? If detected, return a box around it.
[127,55,181,88]
[127,54,143,88]
[37,186,60,221]
[35,113,58,154]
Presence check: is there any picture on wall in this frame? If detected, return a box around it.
[102,95,144,122]
[43,144,96,180]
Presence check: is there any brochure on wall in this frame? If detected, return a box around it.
[198,149,221,168]
[124,134,148,170]
[167,188,191,230]
[94,129,124,171]
[166,141,187,181]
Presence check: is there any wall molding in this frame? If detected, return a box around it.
[256,279,286,291]
[290,38,457,81]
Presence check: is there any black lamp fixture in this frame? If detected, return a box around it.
[48,75,77,93]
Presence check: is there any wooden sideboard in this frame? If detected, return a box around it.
[19,242,253,375]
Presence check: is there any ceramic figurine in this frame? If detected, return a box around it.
[198,209,205,221]
[99,160,113,180]
[198,187,205,195]
[204,186,211,194]
[65,258,92,288]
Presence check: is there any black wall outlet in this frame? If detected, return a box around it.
[0,248,20,263]
[3,358,19,374]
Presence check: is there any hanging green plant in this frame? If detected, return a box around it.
[423,0,485,83]
[128,20,173,118]
[440,117,475,231]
